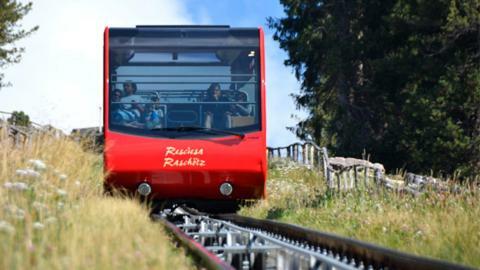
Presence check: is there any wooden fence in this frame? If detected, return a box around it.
[0,123,31,146]
[267,142,453,195]
[267,142,386,190]
[0,121,65,147]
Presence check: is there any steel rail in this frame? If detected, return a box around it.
[153,205,474,270]
[206,217,358,270]
[215,213,474,270]
[152,214,234,270]
[164,207,368,269]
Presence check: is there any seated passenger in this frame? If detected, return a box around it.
[231,91,253,116]
[111,89,138,124]
[144,96,164,129]
[120,81,144,119]
[204,83,231,128]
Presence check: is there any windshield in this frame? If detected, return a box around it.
[108,28,260,138]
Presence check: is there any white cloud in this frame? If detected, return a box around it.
[0,0,193,131]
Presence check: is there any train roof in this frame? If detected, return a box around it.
[107,25,260,48]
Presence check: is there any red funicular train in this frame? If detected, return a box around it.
[103,26,266,210]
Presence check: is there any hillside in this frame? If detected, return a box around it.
[0,131,192,269]
[241,159,480,268]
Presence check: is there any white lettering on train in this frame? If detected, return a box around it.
[165,146,204,156]
[163,157,206,168]
[163,147,206,167]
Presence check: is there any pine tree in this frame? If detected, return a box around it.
[270,0,480,177]
[0,0,38,88]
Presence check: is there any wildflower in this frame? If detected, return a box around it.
[28,159,47,171]
[0,220,15,234]
[3,182,13,189]
[59,174,67,181]
[382,226,388,233]
[56,189,67,197]
[4,181,29,191]
[57,202,65,210]
[75,181,81,186]
[32,202,48,211]
[33,222,45,230]
[16,169,41,178]
[5,206,26,220]
[45,217,57,224]
[27,241,35,252]
[4,205,24,217]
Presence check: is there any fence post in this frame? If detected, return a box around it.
[301,144,306,164]
[336,172,341,190]
[15,132,21,147]
[321,147,333,189]
[348,169,354,189]
[293,145,298,162]
[374,169,383,185]
[317,149,322,173]
[364,167,369,187]
[354,166,358,188]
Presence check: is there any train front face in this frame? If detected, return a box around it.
[103,26,267,200]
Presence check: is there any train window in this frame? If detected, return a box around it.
[108,31,260,138]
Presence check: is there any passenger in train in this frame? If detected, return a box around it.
[204,83,231,128]
[120,81,144,119]
[144,96,164,129]
[231,91,253,116]
[111,89,138,124]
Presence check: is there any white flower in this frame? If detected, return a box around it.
[15,169,27,176]
[57,202,65,210]
[33,222,45,230]
[0,220,15,234]
[28,159,47,171]
[14,182,29,191]
[4,205,25,220]
[4,181,29,191]
[12,208,25,220]
[45,217,57,224]
[56,189,67,197]
[59,174,67,181]
[16,169,41,178]
[3,182,13,189]
[32,202,47,211]
[75,181,81,186]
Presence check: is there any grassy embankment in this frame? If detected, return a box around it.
[240,159,480,268]
[0,132,192,269]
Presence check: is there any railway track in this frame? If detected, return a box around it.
[152,206,473,270]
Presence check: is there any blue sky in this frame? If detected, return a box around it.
[0,0,305,146]
[187,0,285,26]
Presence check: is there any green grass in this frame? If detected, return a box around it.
[0,132,193,270]
[240,159,480,268]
